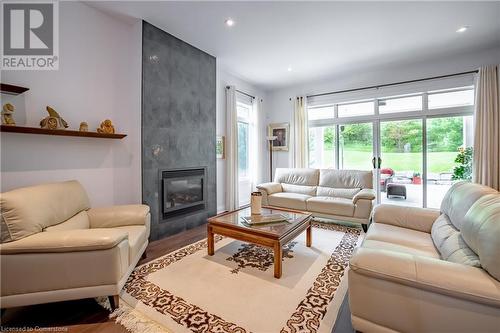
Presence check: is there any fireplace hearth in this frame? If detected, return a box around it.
[161,168,207,220]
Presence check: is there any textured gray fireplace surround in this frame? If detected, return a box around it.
[142,21,216,240]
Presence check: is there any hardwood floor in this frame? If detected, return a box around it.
[0,224,207,333]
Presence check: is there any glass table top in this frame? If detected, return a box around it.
[208,207,311,237]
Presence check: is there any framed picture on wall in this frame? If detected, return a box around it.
[268,123,289,151]
[216,135,225,159]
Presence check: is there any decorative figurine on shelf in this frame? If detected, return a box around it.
[1,103,16,126]
[97,119,115,134]
[79,122,89,132]
[40,106,69,130]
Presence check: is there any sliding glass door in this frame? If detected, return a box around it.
[307,84,475,209]
[339,123,373,171]
[379,119,423,207]
[426,115,473,208]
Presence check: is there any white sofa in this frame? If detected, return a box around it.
[0,180,150,310]
[348,182,500,332]
[257,168,375,230]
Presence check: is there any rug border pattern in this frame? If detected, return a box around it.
[123,223,360,333]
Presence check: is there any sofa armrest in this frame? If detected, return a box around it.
[0,229,128,254]
[372,204,440,233]
[352,188,375,204]
[256,182,282,195]
[350,247,500,307]
[88,204,150,228]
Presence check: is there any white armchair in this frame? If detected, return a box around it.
[0,180,150,310]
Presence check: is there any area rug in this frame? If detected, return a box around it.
[107,222,362,333]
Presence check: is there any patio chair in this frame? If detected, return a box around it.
[386,183,407,199]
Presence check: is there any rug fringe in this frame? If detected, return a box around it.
[96,297,170,333]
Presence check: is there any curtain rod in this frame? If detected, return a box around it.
[226,86,255,99]
[306,70,478,99]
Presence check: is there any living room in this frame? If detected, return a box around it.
[0,1,499,332]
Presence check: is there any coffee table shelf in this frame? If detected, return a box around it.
[207,206,312,278]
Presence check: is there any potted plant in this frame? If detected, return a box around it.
[452,147,473,181]
[412,172,422,184]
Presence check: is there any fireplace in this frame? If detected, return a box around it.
[161,168,206,220]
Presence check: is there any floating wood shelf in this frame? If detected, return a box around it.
[0,125,127,139]
[1,83,30,95]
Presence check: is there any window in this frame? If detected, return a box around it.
[308,126,335,168]
[237,121,249,178]
[378,95,422,114]
[237,99,253,206]
[308,105,334,121]
[338,101,374,118]
[428,88,474,109]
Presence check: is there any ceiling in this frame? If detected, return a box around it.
[89,1,500,91]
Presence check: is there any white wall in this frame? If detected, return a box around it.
[216,65,267,212]
[0,2,142,207]
[265,46,500,170]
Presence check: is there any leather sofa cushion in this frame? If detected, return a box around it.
[274,168,319,186]
[316,186,360,199]
[319,169,373,189]
[267,193,311,210]
[440,181,497,230]
[0,228,128,254]
[431,214,456,248]
[306,196,354,216]
[0,181,90,243]
[366,223,439,256]
[282,183,317,196]
[462,194,500,280]
[431,214,480,267]
[0,240,129,296]
[116,225,148,263]
[44,211,90,232]
[362,239,440,258]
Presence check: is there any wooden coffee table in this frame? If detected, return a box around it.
[207,207,312,278]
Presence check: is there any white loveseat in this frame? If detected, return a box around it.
[257,168,375,230]
[348,182,500,332]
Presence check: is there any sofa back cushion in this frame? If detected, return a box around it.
[0,180,90,243]
[319,169,373,189]
[44,211,90,232]
[431,214,480,267]
[461,194,500,280]
[274,168,319,186]
[281,183,317,196]
[316,187,361,199]
[440,181,497,230]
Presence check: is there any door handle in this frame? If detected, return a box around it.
[378,157,382,169]
[372,157,376,169]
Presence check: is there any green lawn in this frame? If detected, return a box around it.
[312,149,457,173]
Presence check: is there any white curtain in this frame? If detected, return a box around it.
[473,65,500,190]
[226,86,239,210]
[250,97,263,187]
[292,96,308,168]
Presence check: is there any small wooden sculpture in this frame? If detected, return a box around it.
[40,106,69,130]
[1,103,16,126]
[97,119,115,134]
[79,122,89,132]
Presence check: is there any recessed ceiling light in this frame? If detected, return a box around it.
[456,26,469,33]
[225,18,235,27]
[287,66,293,72]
